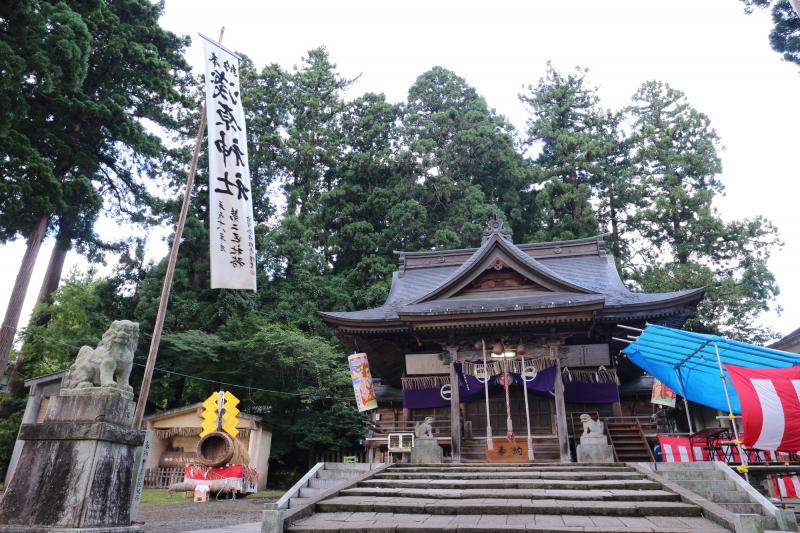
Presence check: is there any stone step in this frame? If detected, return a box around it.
[374,470,644,480]
[386,465,635,473]
[389,461,629,468]
[287,512,730,532]
[661,470,727,481]
[706,490,752,503]
[360,478,663,490]
[289,497,312,508]
[653,462,717,471]
[315,495,704,517]
[298,487,324,498]
[719,502,767,514]
[316,469,365,480]
[676,479,737,493]
[321,463,372,471]
[340,486,682,501]
[307,477,348,489]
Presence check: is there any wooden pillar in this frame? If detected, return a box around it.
[447,345,461,463]
[553,352,571,463]
[611,401,623,417]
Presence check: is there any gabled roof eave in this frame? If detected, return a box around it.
[410,234,597,304]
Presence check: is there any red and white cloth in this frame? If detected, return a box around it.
[659,436,706,462]
[725,365,800,452]
[772,474,800,498]
[184,464,258,493]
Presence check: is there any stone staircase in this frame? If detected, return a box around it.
[649,462,798,531]
[282,463,731,532]
[276,463,379,510]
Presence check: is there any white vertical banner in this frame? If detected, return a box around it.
[201,34,256,290]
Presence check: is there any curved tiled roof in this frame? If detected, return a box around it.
[319,232,705,325]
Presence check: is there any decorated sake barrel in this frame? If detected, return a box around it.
[196,431,235,467]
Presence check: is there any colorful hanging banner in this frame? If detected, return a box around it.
[348,353,377,412]
[651,378,677,408]
[201,34,257,290]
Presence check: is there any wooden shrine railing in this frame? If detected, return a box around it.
[370,419,452,438]
[143,467,184,488]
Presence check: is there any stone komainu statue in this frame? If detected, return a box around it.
[63,320,139,392]
[414,416,434,439]
[580,413,604,438]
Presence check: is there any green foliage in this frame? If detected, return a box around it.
[0,0,193,257]
[742,0,800,67]
[21,272,114,376]
[2,39,786,476]
[0,403,24,480]
[624,81,781,341]
[520,64,606,242]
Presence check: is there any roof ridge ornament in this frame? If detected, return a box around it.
[482,213,512,244]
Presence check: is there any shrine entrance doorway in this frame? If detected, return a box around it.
[464,386,554,437]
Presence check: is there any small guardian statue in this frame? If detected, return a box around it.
[411,416,443,464]
[580,413,605,441]
[414,416,435,440]
[63,319,138,398]
[576,413,614,463]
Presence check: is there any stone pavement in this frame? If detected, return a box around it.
[284,463,732,532]
[185,521,260,533]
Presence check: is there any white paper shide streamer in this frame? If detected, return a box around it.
[202,36,256,290]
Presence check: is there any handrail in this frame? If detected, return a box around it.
[275,462,324,510]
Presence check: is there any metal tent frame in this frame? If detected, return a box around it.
[617,324,800,476]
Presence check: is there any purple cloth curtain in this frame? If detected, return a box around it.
[402,364,618,408]
[402,364,560,409]
[402,386,451,409]
[563,381,620,403]
[512,365,557,397]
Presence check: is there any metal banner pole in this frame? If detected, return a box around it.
[503,365,514,442]
[675,371,695,435]
[520,354,535,461]
[482,339,493,450]
[713,341,749,479]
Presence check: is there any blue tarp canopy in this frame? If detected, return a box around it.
[622,325,800,414]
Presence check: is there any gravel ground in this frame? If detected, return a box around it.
[137,495,276,533]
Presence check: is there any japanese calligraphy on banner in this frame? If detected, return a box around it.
[348,353,377,412]
[651,378,677,408]
[201,34,256,290]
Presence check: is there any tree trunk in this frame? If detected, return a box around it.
[0,215,49,383]
[2,233,72,401]
[36,234,70,307]
[609,200,621,259]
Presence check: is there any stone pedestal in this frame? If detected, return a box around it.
[576,434,614,463]
[0,389,144,532]
[410,437,443,464]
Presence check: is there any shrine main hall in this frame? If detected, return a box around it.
[320,218,705,463]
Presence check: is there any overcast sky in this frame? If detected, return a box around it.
[1,0,798,342]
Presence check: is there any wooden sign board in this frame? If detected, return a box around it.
[405,353,448,375]
[486,439,531,463]
[561,344,610,368]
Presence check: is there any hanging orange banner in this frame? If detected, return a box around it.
[651,378,677,408]
[348,353,377,412]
